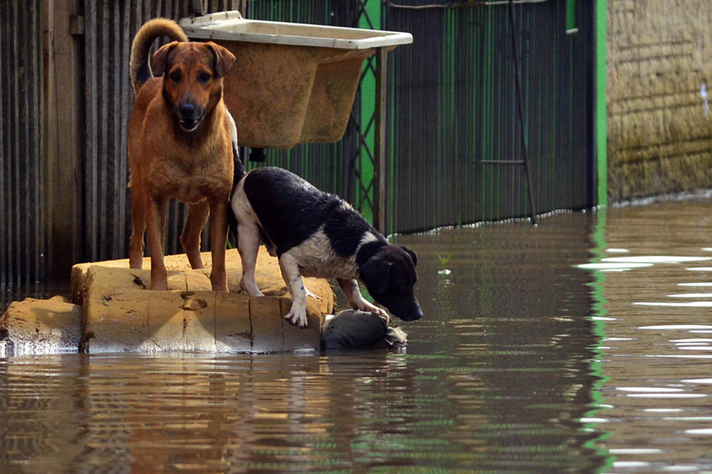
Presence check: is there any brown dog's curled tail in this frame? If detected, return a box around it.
[130,18,188,93]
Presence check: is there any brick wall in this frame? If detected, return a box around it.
[607,0,712,201]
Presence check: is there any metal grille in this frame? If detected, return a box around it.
[385,0,596,232]
[0,0,45,286]
[245,0,596,234]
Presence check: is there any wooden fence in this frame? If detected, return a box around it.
[0,0,45,287]
[0,0,599,286]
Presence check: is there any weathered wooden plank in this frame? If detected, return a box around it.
[97,0,109,261]
[11,0,21,286]
[32,0,44,283]
[0,1,6,285]
[109,0,121,261]
[44,0,83,280]
[85,0,98,261]
[118,0,131,259]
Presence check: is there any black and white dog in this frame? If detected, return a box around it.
[230,166,423,329]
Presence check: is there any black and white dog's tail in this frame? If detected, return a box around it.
[227,111,245,247]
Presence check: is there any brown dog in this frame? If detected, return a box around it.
[128,19,236,291]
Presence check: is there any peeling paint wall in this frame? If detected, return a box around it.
[607,0,712,201]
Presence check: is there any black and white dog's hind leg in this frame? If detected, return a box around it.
[337,278,389,320]
[226,110,245,249]
[233,200,264,297]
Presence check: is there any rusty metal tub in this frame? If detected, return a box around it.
[179,11,412,148]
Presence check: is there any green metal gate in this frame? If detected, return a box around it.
[248,0,600,234]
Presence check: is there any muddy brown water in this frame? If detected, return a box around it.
[3,198,712,472]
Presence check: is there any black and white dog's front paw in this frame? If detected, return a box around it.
[284,304,308,328]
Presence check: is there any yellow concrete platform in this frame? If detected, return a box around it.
[1,248,336,355]
[0,296,82,356]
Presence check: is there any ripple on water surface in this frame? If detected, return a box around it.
[576,199,712,472]
[4,198,712,472]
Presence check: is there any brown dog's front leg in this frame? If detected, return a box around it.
[129,188,146,270]
[208,198,229,292]
[181,201,209,270]
[146,196,168,290]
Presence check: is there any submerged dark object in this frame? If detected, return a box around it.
[321,310,407,349]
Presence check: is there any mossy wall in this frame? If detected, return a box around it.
[607,0,712,201]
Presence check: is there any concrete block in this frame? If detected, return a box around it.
[0,296,82,356]
[215,292,251,352]
[181,291,217,352]
[4,248,336,355]
[82,269,150,353]
[185,270,212,291]
[280,297,321,352]
[143,291,186,352]
[250,296,285,353]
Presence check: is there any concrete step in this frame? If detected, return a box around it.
[1,248,335,355]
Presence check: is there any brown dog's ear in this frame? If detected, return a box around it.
[152,41,180,77]
[205,42,236,78]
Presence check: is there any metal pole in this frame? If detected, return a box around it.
[373,47,388,234]
[508,0,538,225]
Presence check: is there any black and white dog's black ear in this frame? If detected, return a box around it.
[400,245,418,267]
[360,258,392,295]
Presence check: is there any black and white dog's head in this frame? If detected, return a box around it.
[358,242,423,322]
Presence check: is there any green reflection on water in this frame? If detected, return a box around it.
[583,207,616,473]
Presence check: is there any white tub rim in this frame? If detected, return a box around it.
[180,11,413,50]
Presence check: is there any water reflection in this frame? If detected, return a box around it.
[0,348,603,472]
[1,212,608,473]
[9,197,712,471]
[579,199,712,472]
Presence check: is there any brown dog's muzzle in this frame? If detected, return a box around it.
[177,102,204,132]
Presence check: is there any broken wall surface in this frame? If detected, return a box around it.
[607,0,712,201]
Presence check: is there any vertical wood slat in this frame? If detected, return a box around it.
[85,0,98,261]
[0,0,45,286]
[118,0,131,259]
[11,0,20,286]
[4,0,13,284]
[45,0,83,280]
[21,1,30,280]
[29,1,42,280]
[14,0,24,285]
[0,0,5,286]
[98,0,109,261]
[33,0,45,282]
[109,0,120,260]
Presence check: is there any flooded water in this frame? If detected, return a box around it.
[3,197,712,472]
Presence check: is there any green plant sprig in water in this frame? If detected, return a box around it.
[436,253,453,271]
